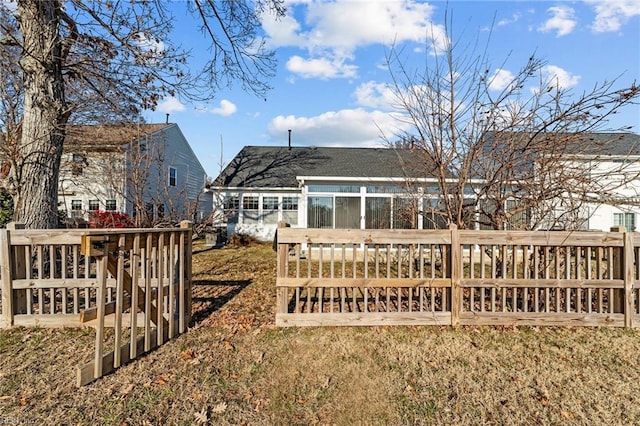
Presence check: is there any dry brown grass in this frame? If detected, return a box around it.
[1,241,640,425]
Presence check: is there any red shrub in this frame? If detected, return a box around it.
[89,210,134,228]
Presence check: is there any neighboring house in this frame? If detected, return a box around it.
[213,145,444,241]
[552,132,640,232]
[59,123,212,225]
[214,132,640,241]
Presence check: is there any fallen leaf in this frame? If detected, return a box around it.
[194,407,208,424]
[181,349,195,360]
[223,341,234,351]
[298,399,307,405]
[211,401,227,414]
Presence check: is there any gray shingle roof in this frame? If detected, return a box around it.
[214,146,434,188]
[216,133,640,189]
[574,132,640,156]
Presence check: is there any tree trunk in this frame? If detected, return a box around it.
[14,0,67,229]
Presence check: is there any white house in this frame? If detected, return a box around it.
[554,132,640,232]
[213,133,640,241]
[59,123,212,225]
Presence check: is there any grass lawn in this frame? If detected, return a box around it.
[1,241,640,425]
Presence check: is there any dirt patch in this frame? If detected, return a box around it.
[1,242,640,424]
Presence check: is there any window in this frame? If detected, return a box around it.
[282,196,298,225]
[242,195,259,224]
[145,202,154,220]
[223,195,239,224]
[506,199,531,230]
[308,184,360,193]
[614,212,635,231]
[242,195,259,210]
[105,199,116,211]
[72,153,85,176]
[423,198,448,230]
[308,197,333,228]
[262,196,279,225]
[393,197,418,229]
[89,200,100,211]
[223,195,239,210]
[366,185,404,194]
[335,197,360,228]
[365,197,391,229]
[168,166,177,187]
[71,200,82,218]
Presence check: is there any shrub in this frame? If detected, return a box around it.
[89,210,134,228]
[0,189,13,228]
[227,233,260,247]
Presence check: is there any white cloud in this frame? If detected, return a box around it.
[263,0,448,79]
[210,99,237,117]
[268,108,409,147]
[540,65,581,90]
[488,69,516,91]
[286,55,357,79]
[267,0,437,51]
[538,6,577,37]
[156,97,185,113]
[497,12,522,27]
[261,12,305,47]
[353,81,396,110]
[585,0,640,33]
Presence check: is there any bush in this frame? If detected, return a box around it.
[227,233,260,247]
[89,210,134,228]
[0,189,13,228]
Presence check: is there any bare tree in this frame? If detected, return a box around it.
[0,0,285,228]
[385,15,640,230]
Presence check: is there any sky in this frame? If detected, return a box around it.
[143,0,640,178]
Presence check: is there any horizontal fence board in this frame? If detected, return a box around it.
[276,311,452,327]
[9,228,185,246]
[12,314,88,328]
[461,279,624,289]
[12,278,173,290]
[459,312,624,327]
[12,278,113,289]
[277,228,452,245]
[458,230,624,247]
[277,277,452,288]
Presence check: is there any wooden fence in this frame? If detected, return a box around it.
[0,222,192,386]
[275,225,639,327]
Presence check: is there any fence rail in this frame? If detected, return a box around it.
[275,225,638,328]
[0,222,193,386]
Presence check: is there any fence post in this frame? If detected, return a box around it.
[0,228,13,327]
[6,223,27,315]
[611,227,626,317]
[276,222,289,316]
[180,221,193,327]
[449,224,460,327]
[623,231,634,328]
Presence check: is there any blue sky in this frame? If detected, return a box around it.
[143,0,640,178]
